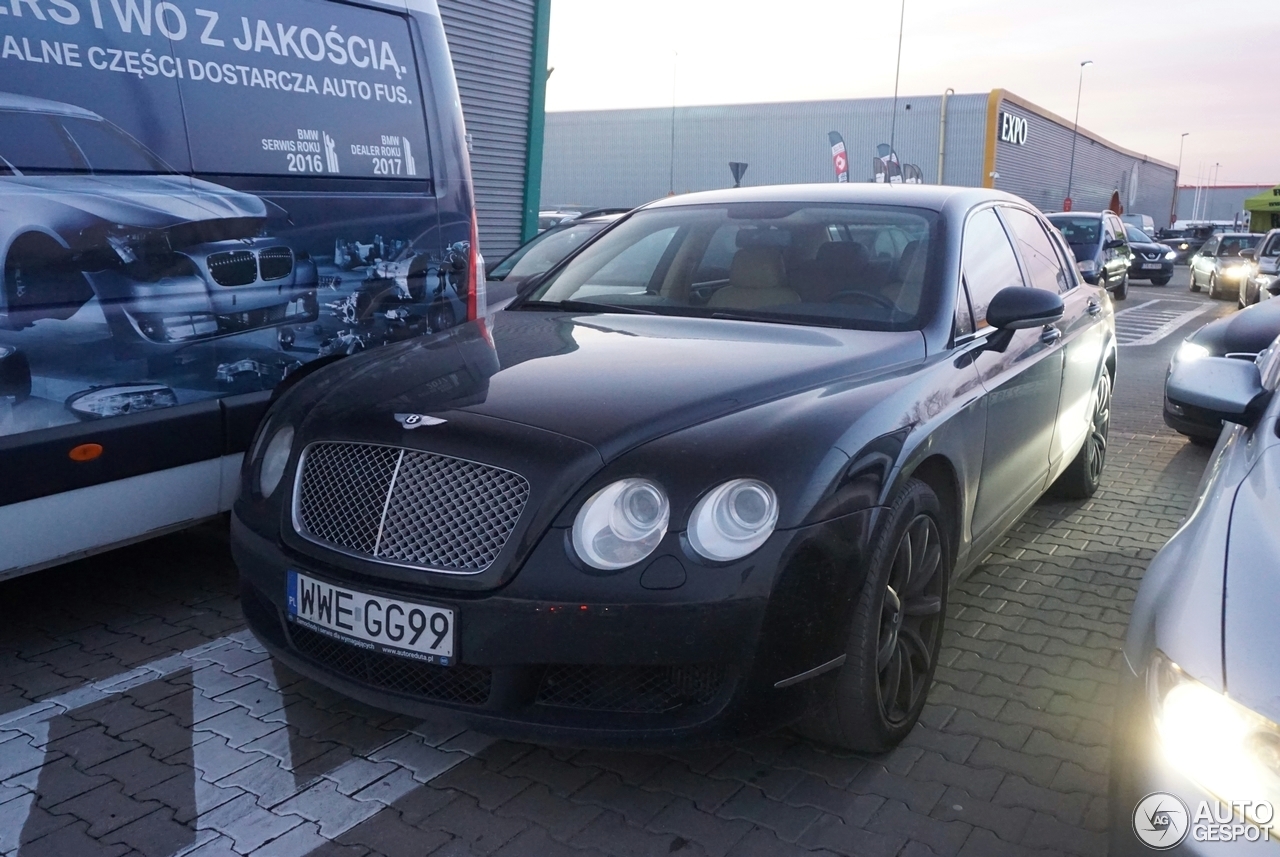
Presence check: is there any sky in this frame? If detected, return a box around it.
[545,0,1280,186]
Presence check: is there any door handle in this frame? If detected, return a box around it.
[1040,326,1062,345]
[1087,300,1102,316]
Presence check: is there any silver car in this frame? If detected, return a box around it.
[0,92,318,349]
[1111,338,1280,853]
[1242,229,1280,307]
[1188,232,1261,301]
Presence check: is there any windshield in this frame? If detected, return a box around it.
[521,202,939,332]
[0,111,168,174]
[1046,216,1101,247]
[1217,236,1259,257]
[489,220,612,281]
[1124,226,1154,243]
[1262,235,1280,258]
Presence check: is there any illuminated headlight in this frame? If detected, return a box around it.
[1150,653,1280,832]
[66,384,178,419]
[1175,341,1210,363]
[687,479,779,562]
[1225,265,1253,281]
[1165,251,1177,261]
[257,425,295,497]
[572,478,670,570]
[1180,243,1191,250]
[1077,260,1098,274]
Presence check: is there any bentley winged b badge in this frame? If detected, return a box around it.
[395,413,447,429]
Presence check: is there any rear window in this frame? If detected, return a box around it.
[1047,216,1101,246]
[174,0,431,180]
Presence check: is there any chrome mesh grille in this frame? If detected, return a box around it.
[295,442,529,573]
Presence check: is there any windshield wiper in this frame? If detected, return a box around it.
[706,310,854,329]
[515,299,656,315]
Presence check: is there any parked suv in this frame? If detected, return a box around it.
[1189,232,1261,300]
[1047,211,1133,299]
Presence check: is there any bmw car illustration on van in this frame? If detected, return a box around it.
[0,92,318,348]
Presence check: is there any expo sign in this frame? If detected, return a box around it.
[999,111,1028,146]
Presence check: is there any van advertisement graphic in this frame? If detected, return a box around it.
[0,0,470,438]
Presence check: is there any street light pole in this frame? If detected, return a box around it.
[1064,60,1093,208]
[1170,132,1188,226]
[888,0,906,158]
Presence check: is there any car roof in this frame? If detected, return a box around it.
[1046,211,1109,218]
[0,91,102,120]
[638,183,1022,214]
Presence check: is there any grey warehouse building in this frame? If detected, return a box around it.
[542,89,1178,223]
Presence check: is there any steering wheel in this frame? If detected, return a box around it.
[827,289,898,310]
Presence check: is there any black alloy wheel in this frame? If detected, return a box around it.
[1052,369,1112,499]
[875,514,945,726]
[797,478,950,752]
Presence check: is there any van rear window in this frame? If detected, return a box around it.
[175,0,431,180]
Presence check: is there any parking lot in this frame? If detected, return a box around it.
[0,269,1236,857]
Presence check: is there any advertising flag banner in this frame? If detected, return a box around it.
[828,132,849,183]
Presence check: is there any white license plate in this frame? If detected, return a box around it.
[1141,263,1162,270]
[287,571,455,665]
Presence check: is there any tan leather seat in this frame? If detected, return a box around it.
[707,246,801,310]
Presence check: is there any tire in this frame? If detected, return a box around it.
[797,478,950,752]
[1189,434,1217,449]
[1051,370,1112,499]
[1152,276,1170,286]
[1190,270,1200,292]
[1112,273,1129,301]
[1207,274,1218,300]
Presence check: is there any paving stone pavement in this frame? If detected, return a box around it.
[0,279,1233,857]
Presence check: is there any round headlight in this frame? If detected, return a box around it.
[687,479,779,562]
[257,426,295,497]
[572,478,669,570]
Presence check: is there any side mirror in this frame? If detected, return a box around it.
[1105,238,1127,250]
[1167,356,1272,427]
[987,286,1065,330]
[0,345,31,403]
[1241,249,1256,261]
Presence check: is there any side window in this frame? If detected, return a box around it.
[1001,208,1071,294]
[1107,216,1128,244]
[1200,237,1220,256]
[694,225,740,284]
[1046,227,1080,291]
[962,207,1026,327]
[581,227,679,294]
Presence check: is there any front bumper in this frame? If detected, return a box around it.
[1110,665,1276,855]
[1129,259,1175,281]
[231,506,878,747]
[1163,395,1222,442]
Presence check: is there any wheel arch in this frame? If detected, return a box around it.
[900,454,962,567]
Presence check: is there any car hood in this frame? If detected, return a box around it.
[0,173,266,226]
[1129,241,1171,255]
[1188,298,1280,356]
[300,310,926,460]
[1223,439,1280,723]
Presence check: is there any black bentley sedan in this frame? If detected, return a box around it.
[232,185,1118,749]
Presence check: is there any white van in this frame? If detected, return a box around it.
[0,0,483,580]
[1120,214,1156,235]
